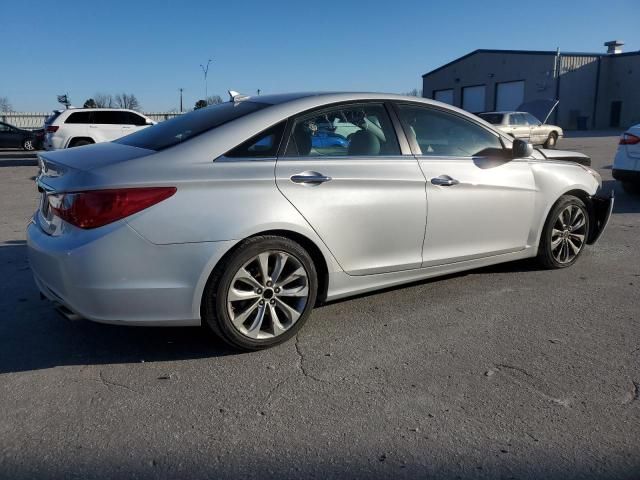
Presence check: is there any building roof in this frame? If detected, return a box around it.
[422,48,640,77]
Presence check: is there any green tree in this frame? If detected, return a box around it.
[194,99,208,110]
[83,98,97,108]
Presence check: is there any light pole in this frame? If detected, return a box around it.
[179,88,183,113]
[200,59,212,100]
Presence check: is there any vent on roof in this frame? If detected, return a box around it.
[604,40,624,54]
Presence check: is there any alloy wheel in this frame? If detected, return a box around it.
[24,140,34,151]
[226,250,310,339]
[551,204,587,264]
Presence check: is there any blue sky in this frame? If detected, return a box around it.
[1,0,638,112]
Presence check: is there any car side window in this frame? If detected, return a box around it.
[524,113,540,126]
[284,103,400,157]
[225,121,287,158]
[396,104,503,157]
[65,112,93,124]
[129,113,147,126]
[0,124,9,132]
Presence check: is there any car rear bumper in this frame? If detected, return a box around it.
[612,168,640,183]
[27,217,234,326]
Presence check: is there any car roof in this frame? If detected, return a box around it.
[245,91,447,107]
[58,108,141,113]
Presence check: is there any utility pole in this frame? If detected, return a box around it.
[200,59,212,99]
[179,88,183,113]
[257,89,261,96]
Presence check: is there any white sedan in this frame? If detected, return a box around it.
[613,124,640,193]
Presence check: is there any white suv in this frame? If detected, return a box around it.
[43,108,155,150]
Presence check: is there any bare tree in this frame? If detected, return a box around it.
[0,96,12,112]
[115,93,141,111]
[206,95,223,105]
[403,88,423,97]
[94,93,114,108]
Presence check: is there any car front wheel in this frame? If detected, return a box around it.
[202,236,318,350]
[537,195,589,269]
[544,132,558,149]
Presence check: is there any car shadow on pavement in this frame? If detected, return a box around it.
[0,243,237,375]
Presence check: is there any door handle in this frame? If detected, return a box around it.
[290,171,332,185]
[431,175,459,186]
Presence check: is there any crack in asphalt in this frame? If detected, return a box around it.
[493,364,570,408]
[97,371,141,395]
[294,333,329,384]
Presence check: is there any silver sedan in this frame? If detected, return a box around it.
[27,92,613,350]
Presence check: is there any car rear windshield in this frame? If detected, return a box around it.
[44,111,62,125]
[478,113,504,125]
[115,101,268,151]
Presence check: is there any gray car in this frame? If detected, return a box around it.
[478,111,563,148]
[27,92,613,350]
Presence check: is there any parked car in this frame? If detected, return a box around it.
[612,124,640,193]
[28,92,613,351]
[43,108,155,150]
[0,121,43,151]
[478,111,563,148]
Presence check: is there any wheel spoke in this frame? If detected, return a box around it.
[569,232,585,243]
[571,215,586,231]
[269,304,287,336]
[245,304,267,338]
[274,297,302,323]
[228,287,260,302]
[257,252,270,284]
[279,284,309,298]
[231,299,261,328]
[234,268,262,290]
[276,266,306,288]
[270,252,289,284]
[567,238,581,255]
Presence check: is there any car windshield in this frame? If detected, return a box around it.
[478,113,504,125]
[115,101,268,151]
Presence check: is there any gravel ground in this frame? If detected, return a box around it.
[0,135,638,479]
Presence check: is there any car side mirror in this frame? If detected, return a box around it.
[512,138,534,159]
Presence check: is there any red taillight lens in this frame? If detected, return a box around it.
[48,187,176,229]
[45,125,59,133]
[620,133,640,145]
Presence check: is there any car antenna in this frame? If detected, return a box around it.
[228,90,250,102]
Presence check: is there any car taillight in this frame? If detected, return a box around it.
[48,187,176,229]
[45,125,59,133]
[620,133,640,145]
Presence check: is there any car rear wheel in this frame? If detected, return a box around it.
[22,139,35,151]
[70,139,92,148]
[544,132,558,149]
[202,235,318,350]
[537,195,589,269]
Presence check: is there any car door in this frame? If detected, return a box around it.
[524,113,544,145]
[509,113,531,141]
[0,123,23,148]
[275,102,427,276]
[394,103,536,267]
[92,111,127,142]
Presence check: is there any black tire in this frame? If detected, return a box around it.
[537,195,590,269]
[22,138,35,151]
[70,139,92,148]
[202,235,318,351]
[544,132,558,149]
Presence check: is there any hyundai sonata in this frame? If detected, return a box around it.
[28,92,613,350]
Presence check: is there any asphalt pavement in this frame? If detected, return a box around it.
[0,136,639,479]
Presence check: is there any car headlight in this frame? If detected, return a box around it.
[579,164,602,188]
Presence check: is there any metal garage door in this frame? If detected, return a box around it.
[462,85,486,113]
[434,89,454,105]
[496,81,525,111]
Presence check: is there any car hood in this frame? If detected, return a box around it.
[538,148,591,166]
[517,99,559,124]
